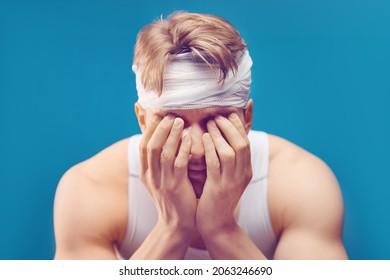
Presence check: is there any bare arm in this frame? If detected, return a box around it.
[272,153,348,259]
[54,164,192,260]
[54,166,120,259]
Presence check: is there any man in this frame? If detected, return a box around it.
[53,12,348,259]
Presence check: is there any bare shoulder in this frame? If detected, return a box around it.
[54,138,130,259]
[267,134,344,239]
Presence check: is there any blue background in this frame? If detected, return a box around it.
[0,0,389,259]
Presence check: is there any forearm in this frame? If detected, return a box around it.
[202,225,268,260]
[130,221,193,260]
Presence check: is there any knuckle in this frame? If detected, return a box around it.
[209,159,220,170]
[160,150,174,163]
[238,137,250,149]
[161,185,178,196]
[147,143,159,154]
[237,140,249,152]
[139,142,147,155]
[174,159,187,169]
[221,149,235,162]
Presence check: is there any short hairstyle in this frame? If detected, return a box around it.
[133,11,247,96]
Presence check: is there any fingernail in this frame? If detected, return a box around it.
[229,113,237,119]
[183,134,190,143]
[215,115,224,121]
[174,118,181,127]
[208,120,217,128]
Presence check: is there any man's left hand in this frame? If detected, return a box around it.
[196,113,253,235]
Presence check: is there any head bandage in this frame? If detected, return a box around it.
[133,50,253,109]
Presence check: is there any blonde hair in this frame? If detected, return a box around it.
[133,11,247,96]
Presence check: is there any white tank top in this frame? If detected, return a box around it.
[117,130,277,259]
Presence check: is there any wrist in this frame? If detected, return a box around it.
[131,220,194,260]
[155,220,194,243]
[198,220,239,239]
[157,210,196,231]
[200,223,241,251]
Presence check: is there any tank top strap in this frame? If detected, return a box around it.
[237,131,277,259]
[248,130,269,181]
[118,134,158,259]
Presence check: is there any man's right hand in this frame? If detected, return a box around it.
[139,114,197,233]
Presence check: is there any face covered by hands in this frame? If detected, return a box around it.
[137,103,253,236]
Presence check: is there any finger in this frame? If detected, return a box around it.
[147,115,175,178]
[173,133,192,180]
[202,132,220,180]
[207,120,235,173]
[139,115,161,174]
[226,113,251,181]
[215,115,249,169]
[215,115,247,152]
[161,118,184,178]
[227,113,248,140]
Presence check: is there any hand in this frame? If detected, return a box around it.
[196,113,252,235]
[139,115,197,232]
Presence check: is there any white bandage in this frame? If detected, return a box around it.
[133,50,253,109]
